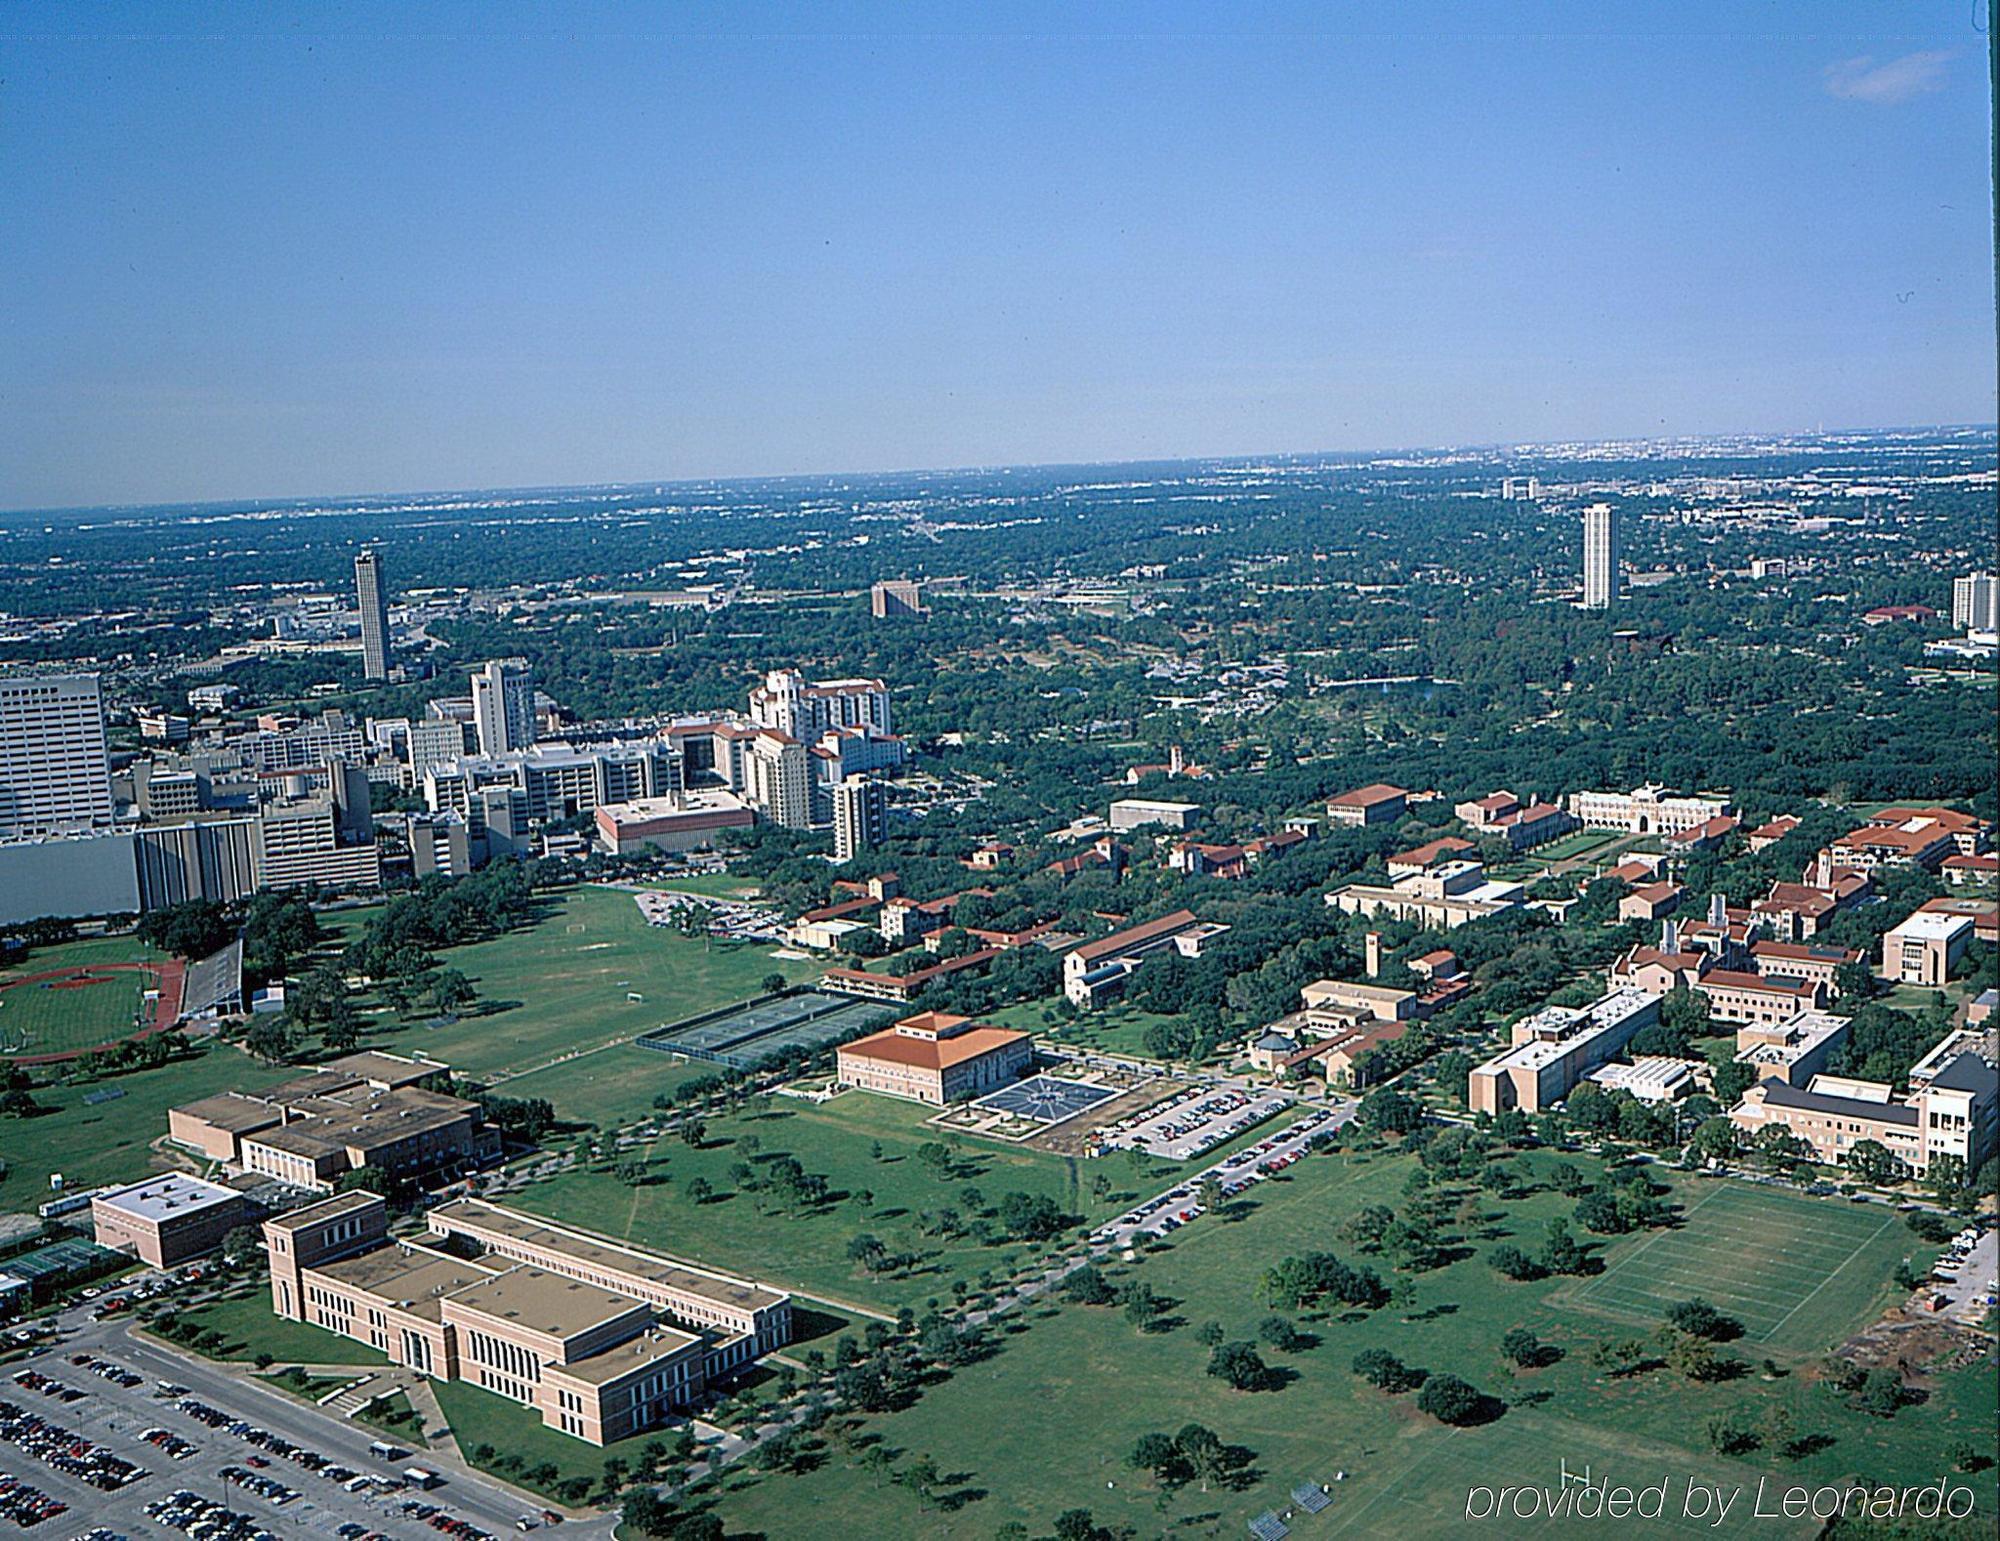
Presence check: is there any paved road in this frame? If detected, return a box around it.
[1932,1227,1996,1325]
[8,1307,612,1540]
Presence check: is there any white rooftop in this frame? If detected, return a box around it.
[94,1173,241,1222]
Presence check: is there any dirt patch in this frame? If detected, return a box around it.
[1833,1306,1996,1387]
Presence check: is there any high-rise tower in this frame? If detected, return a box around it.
[354,549,392,681]
[1581,504,1620,609]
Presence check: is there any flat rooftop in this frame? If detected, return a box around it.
[94,1173,241,1222]
[262,1190,384,1231]
[429,1199,787,1314]
[443,1265,647,1341]
[316,1244,500,1321]
[545,1325,703,1386]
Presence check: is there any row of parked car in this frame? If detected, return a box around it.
[1931,1226,1987,1283]
[1097,1110,1335,1239]
[66,1354,142,1390]
[5,1374,81,1407]
[140,1426,200,1462]
[218,1465,298,1506]
[1105,1086,1290,1159]
[142,1489,277,1541]
[396,1498,503,1540]
[0,1473,67,1531]
[0,1397,148,1492]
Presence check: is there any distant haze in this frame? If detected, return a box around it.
[3,0,1994,510]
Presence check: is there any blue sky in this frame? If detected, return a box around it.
[2,0,1992,508]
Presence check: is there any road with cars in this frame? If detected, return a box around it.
[3,1303,612,1541]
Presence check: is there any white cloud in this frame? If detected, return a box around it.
[1823,51,1952,105]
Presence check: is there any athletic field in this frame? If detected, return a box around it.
[1565,1182,1904,1351]
[0,935,165,1058]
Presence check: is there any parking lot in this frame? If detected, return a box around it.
[1100,1086,1292,1160]
[1096,1103,1350,1244]
[0,1310,600,1541]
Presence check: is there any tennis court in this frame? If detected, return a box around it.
[974,1074,1121,1125]
[1566,1182,1901,1350]
[636,990,893,1069]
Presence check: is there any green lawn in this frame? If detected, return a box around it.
[1529,829,1627,863]
[347,886,820,1087]
[986,998,1184,1061]
[433,1377,630,1497]
[0,933,163,1057]
[697,1147,1995,1540]
[495,1043,720,1130]
[155,1288,387,1366]
[356,1389,430,1448]
[0,1046,294,1203]
[259,1368,358,1402]
[647,874,770,901]
[509,1091,1171,1313]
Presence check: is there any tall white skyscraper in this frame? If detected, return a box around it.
[832,774,886,863]
[354,549,392,681]
[1952,572,1997,632]
[0,673,115,838]
[471,658,536,757]
[1581,503,1620,609]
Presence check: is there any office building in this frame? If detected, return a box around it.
[1324,783,1408,827]
[168,1051,494,1191]
[1952,572,1998,632]
[1731,1041,1997,1179]
[1467,988,1660,1114]
[91,1174,250,1270]
[354,549,392,681]
[0,673,114,839]
[264,1193,792,1446]
[594,791,755,855]
[1880,909,1974,987]
[869,579,925,618]
[1108,797,1200,832]
[832,775,886,863]
[1326,859,1525,931]
[1063,909,1230,1007]
[744,731,812,829]
[471,658,537,757]
[1581,503,1619,608]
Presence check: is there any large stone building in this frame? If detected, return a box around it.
[1062,909,1230,1007]
[264,1194,790,1445]
[168,1052,495,1191]
[1565,784,1732,837]
[0,672,114,839]
[835,1010,1034,1105]
[1730,1029,1997,1179]
[1467,989,1660,1115]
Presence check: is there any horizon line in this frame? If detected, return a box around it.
[5,418,1995,521]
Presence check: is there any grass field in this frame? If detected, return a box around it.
[695,1149,1994,1540]
[344,885,820,1092]
[0,934,161,1057]
[0,1046,293,1203]
[1564,1184,1905,1351]
[158,1288,387,1366]
[496,1043,720,1129]
[433,1377,622,1496]
[508,1089,1168,1313]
